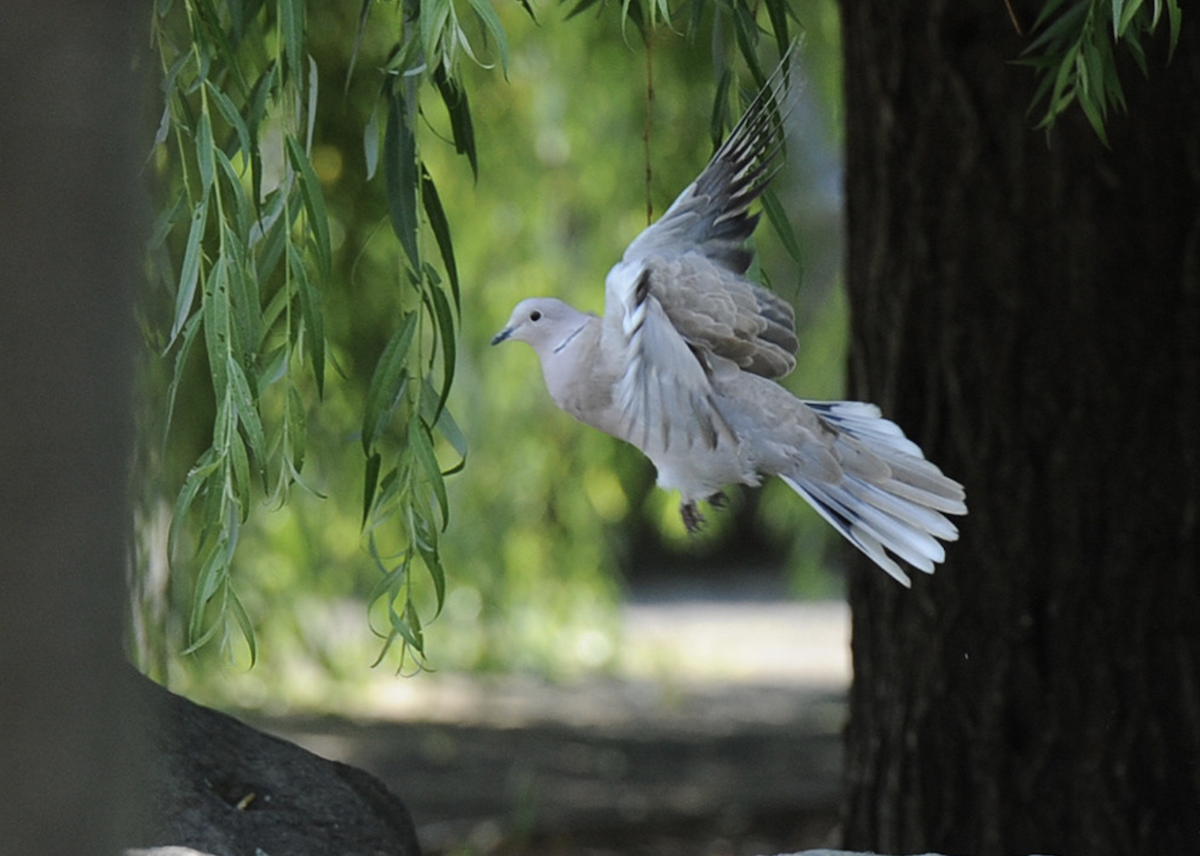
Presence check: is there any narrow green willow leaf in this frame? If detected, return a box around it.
[410,413,449,529]
[206,80,251,159]
[383,36,423,76]
[1165,0,1181,59]
[170,196,209,347]
[384,89,421,270]
[732,2,767,89]
[164,312,203,449]
[278,0,305,83]
[709,67,734,150]
[227,586,258,666]
[362,311,419,454]
[158,38,190,106]
[184,546,227,651]
[1080,39,1103,102]
[152,103,175,156]
[194,0,250,95]
[398,600,425,652]
[362,451,383,526]
[384,605,418,654]
[1101,42,1126,110]
[366,546,409,605]
[221,225,258,359]
[168,448,220,560]
[249,186,291,283]
[425,378,468,464]
[414,529,446,616]
[432,64,478,180]
[1078,80,1111,145]
[370,631,399,668]
[195,536,228,614]
[246,63,276,212]
[617,0,648,43]
[288,384,307,472]
[196,109,216,194]
[420,0,443,57]
[215,150,252,239]
[1116,0,1144,35]
[259,284,293,346]
[686,0,710,40]
[563,0,605,20]
[763,0,791,62]
[375,460,403,512]
[229,428,252,515]
[1048,43,1080,116]
[223,487,242,560]
[346,0,374,92]
[426,270,457,418]
[148,190,187,253]
[285,133,332,280]
[288,242,326,396]
[227,357,268,480]
[260,343,289,387]
[1124,28,1149,74]
[761,186,803,269]
[364,100,381,181]
[464,0,511,75]
[421,167,460,311]
[1030,0,1078,32]
[1024,0,1090,55]
[203,255,231,407]
[305,54,319,154]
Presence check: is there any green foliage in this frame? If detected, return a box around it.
[1021,0,1182,142]
[136,0,842,686]
[145,0,496,668]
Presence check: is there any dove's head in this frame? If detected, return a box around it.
[491,298,590,356]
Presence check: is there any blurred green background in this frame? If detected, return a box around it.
[133,0,848,707]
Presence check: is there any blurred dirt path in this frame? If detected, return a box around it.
[260,598,851,854]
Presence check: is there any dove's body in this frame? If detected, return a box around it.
[493,55,967,585]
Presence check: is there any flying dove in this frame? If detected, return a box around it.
[492,57,967,585]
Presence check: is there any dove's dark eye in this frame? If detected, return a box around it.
[529,310,542,322]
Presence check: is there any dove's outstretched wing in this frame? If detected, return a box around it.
[605,52,799,453]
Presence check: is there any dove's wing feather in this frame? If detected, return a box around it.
[604,54,799,457]
[610,54,799,382]
[621,58,793,274]
[603,262,737,458]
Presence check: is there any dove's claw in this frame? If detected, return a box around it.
[681,501,706,534]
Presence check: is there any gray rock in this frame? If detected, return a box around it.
[127,675,421,856]
[769,851,1055,856]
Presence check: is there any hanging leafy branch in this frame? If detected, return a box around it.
[144,0,795,672]
[149,0,330,664]
[1021,0,1182,142]
[146,0,494,668]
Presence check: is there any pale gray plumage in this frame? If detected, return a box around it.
[492,54,967,585]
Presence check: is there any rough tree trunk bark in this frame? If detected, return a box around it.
[0,1,147,853]
[839,3,1200,854]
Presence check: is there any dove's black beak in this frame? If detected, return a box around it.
[490,327,513,346]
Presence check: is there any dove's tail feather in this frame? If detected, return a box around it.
[781,400,967,586]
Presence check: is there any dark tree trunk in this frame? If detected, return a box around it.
[839,3,1200,855]
[0,1,147,853]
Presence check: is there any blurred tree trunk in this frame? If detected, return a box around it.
[839,3,1200,854]
[0,1,148,853]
